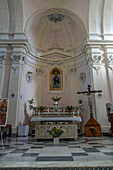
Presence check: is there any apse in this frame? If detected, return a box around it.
[25,8,86,56]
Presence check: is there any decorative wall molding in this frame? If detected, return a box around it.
[92,65,100,75]
[68,67,76,75]
[107,55,113,64]
[108,65,113,73]
[11,64,19,74]
[36,68,44,75]
[11,55,22,63]
[49,61,63,66]
[91,55,101,64]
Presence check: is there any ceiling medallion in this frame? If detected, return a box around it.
[48,14,64,23]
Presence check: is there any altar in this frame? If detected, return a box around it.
[31,112,82,139]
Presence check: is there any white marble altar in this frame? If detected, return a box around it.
[31,116,82,122]
[31,115,82,139]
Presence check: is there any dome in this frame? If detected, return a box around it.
[25,8,86,54]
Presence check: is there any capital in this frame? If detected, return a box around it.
[11,55,22,63]
[0,55,6,64]
[107,55,113,64]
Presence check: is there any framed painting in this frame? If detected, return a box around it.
[49,67,63,91]
[0,99,9,127]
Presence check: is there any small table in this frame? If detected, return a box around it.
[17,125,29,136]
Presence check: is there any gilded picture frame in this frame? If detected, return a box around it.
[49,67,63,91]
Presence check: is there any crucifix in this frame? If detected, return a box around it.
[77,85,102,117]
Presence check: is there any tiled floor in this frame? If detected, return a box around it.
[0,136,113,168]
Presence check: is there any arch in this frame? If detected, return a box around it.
[0,0,23,34]
[13,0,23,32]
[89,0,113,39]
[7,0,15,33]
[24,7,87,55]
[24,7,87,35]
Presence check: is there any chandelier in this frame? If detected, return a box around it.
[48,14,64,23]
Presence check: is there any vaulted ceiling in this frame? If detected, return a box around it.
[25,8,86,54]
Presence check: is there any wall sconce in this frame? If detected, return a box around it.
[26,71,33,83]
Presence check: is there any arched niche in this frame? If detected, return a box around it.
[49,67,63,91]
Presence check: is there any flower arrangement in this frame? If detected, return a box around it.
[27,99,34,105]
[47,126,64,138]
[89,126,95,136]
[51,96,61,101]
[66,105,73,112]
[27,99,34,110]
[39,106,46,112]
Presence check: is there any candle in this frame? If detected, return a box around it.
[73,111,75,117]
[77,109,79,115]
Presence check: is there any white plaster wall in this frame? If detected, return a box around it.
[18,64,37,124]
[41,64,70,107]
[76,61,89,132]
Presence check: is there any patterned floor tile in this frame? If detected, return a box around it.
[35,156,74,161]
[0,153,7,157]
[83,148,100,152]
[103,152,113,155]
[71,153,88,156]
[10,149,28,153]
[22,153,39,157]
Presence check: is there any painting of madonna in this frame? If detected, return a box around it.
[50,67,63,91]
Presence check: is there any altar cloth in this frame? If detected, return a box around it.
[31,116,82,122]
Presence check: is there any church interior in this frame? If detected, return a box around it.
[0,0,113,169]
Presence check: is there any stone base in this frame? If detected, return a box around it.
[35,124,78,139]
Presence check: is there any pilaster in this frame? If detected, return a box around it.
[68,67,77,106]
[86,46,109,132]
[107,53,113,103]
[36,67,44,105]
[0,55,6,97]
[8,55,24,130]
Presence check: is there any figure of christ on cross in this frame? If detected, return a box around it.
[77,85,102,117]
